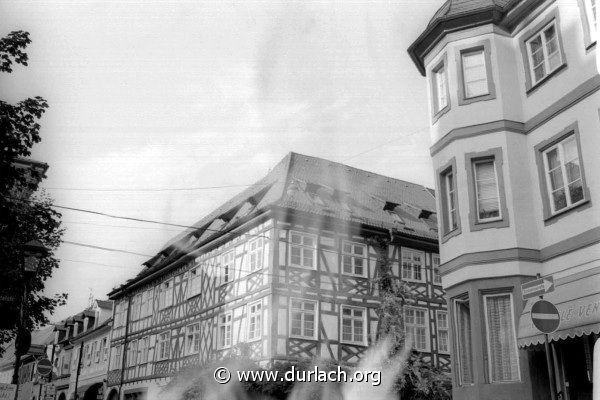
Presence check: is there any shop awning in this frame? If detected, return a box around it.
[518,267,600,347]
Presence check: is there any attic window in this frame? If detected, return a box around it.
[333,189,352,212]
[383,202,399,212]
[418,210,434,219]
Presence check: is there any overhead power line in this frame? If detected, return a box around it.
[62,240,153,257]
[45,183,260,192]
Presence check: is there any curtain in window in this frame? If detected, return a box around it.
[455,300,474,384]
[485,295,519,382]
[462,50,488,98]
[474,161,500,220]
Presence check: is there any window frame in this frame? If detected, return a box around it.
[340,305,367,346]
[248,237,265,272]
[404,306,430,352]
[482,293,521,383]
[437,158,461,242]
[430,54,451,122]
[288,231,317,270]
[185,322,201,355]
[456,39,496,105]
[138,337,149,364]
[220,251,235,286]
[465,148,509,231]
[158,279,174,310]
[187,266,202,299]
[218,312,233,349]
[436,310,450,354]
[401,248,425,283]
[432,254,442,285]
[534,122,590,224]
[341,241,368,278]
[247,301,263,342]
[454,296,474,386]
[289,298,318,340]
[156,331,171,361]
[578,0,598,48]
[519,10,567,93]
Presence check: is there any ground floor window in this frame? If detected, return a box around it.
[484,293,520,382]
[454,297,474,385]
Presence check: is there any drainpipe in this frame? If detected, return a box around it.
[117,296,132,400]
[73,341,84,400]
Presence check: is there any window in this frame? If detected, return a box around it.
[404,307,429,351]
[484,294,520,382]
[473,160,501,221]
[465,148,509,231]
[114,301,127,327]
[110,345,123,370]
[157,331,170,360]
[186,323,200,355]
[289,232,317,269]
[158,280,173,310]
[188,267,202,298]
[221,251,234,284]
[218,313,232,349]
[432,254,442,284]
[126,340,138,367]
[140,289,153,318]
[526,20,563,85]
[290,298,317,339]
[341,306,366,345]
[101,338,109,362]
[130,293,141,321]
[580,0,598,45]
[138,337,149,364]
[93,340,100,363]
[542,135,585,214]
[431,58,449,116]
[401,249,424,282]
[462,49,488,98]
[439,165,459,236]
[61,352,71,375]
[84,344,92,366]
[342,242,367,277]
[454,298,474,385]
[247,301,262,341]
[248,238,265,272]
[436,311,449,353]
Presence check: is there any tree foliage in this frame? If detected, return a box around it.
[0,30,66,356]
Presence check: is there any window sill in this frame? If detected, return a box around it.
[432,104,451,124]
[543,198,591,226]
[402,277,426,284]
[289,336,318,341]
[470,217,509,232]
[289,264,317,271]
[340,341,367,347]
[525,63,567,96]
[458,91,496,106]
[441,227,461,244]
[341,272,368,279]
[247,336,261,343]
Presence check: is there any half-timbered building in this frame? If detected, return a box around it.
[106,152,447,400]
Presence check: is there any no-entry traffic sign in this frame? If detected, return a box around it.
[36,358,53,377]
[531,299,560,334]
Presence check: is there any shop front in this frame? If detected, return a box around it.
[518,268,599,400]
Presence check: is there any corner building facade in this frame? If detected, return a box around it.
[105,153,449,400]
[409,1,600,400]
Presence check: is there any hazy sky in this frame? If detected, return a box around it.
[2,0,443,321]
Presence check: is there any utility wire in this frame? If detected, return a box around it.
[44,183,261,193]
[342,126,429,162]
[62,240,153,257]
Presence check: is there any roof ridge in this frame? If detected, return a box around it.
[288,152,434,192]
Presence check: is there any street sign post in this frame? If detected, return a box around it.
[531,299,560,334]
[36,359,53,377]
[522,276,554,300]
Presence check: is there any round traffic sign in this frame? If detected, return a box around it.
[531,300,560,334]
[36,358,53,376]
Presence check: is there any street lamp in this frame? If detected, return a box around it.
[12,239,48,400]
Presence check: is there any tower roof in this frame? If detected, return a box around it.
[408,0,530,75]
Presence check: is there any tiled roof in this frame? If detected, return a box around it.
[118,153,437,294]
[428,0,516,27]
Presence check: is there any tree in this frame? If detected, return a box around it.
[373,238,452,400]
[0,30,66,356]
